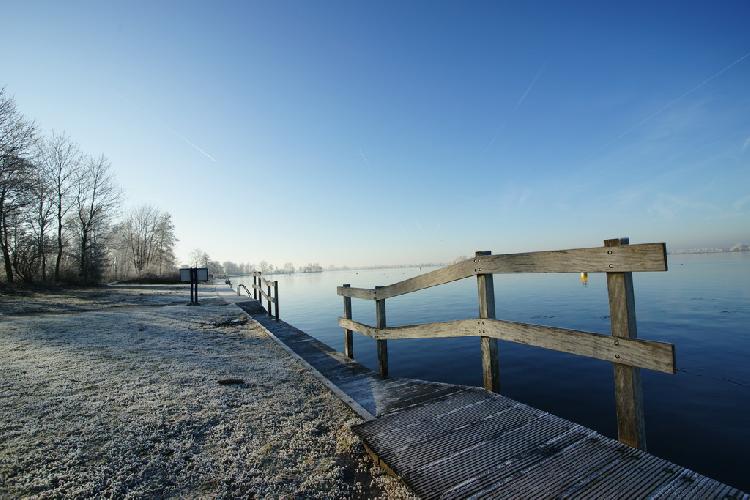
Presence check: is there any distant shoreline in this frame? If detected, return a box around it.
[669,247,749,255]
[226,248,750,279]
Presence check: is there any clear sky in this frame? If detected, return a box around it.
[3,1,749,267]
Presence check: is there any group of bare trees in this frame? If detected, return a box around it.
[110,205,176,280]
[190,256,322,277]
[188,249,224,276]
[0,87,176,285]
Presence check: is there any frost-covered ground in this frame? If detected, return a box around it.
[0,284,188,316]
[0,285,411,498]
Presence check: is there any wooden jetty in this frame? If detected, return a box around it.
[228,239,747,499]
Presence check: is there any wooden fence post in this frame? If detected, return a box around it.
[253,274,258,300]
[190,268,195,304]
[476,251,499,393]
[267,281,272,317]
[342,284,354,358]
[375,286,388,378]
[605,237,647,450]
[273,280,279,321]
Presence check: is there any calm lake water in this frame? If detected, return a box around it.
[235,252,750,490]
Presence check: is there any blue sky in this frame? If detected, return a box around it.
[3,1,749,266]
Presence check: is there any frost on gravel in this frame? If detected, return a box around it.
[0,289,412,498]
[0,284,189,316]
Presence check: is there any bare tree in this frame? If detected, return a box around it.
[300,262,322,273]
[121,205,176,276]
[222,261,241,275]
[124,205,159,276]
[0,88,36,283]
[27,148,55,281]
[8,203,39,282]
[73,155,120,283]
[206,260,224,276]
[108,223,133,281]
[36,132,81,281]
[153,211,176,275]
[189,248,210,267]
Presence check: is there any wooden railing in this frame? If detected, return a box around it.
[337,238,673,450]
[236,272,280,321]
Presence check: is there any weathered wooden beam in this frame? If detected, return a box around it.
[337,317,675,374]
[476,243,667,275]
[336,286,377,300]
[266,283,272,316]
[338,318,469,339]
[482,318,674,375]
[372,260,475,299]
[606,237,648,450]
[257,287,276,304]
[342,284,354,358]
[476,251,499,393]
[335,243,667,301]
[273,280,279,321]
[375,286,388,378]
[258,276,276,288]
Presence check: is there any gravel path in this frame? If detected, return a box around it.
[0,286,411,498]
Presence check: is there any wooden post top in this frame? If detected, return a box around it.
[605,237,629,246]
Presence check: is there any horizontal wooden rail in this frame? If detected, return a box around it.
[337,287,377,300]
[337,243,667,300]
[338,317,675,374]
[257,277,275,288]
[254,285,277,303]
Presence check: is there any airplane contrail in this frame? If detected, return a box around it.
[514,65,545,110]
[168,127,217,163]
[485,64,546,150]
[612,50,750,144]
[111,88,218,163]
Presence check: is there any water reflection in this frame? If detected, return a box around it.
[580,272,589,287]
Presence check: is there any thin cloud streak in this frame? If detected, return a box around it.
[111,88,218,163]
[168,127,217,163]
[515,65,545,110]
[608,50,750,147]
[484,65,545,151]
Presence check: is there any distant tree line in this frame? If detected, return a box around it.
[186,251,324,277]
[190,256,446,277]
[0,87,177,285]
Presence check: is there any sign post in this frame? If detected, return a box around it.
[180,267,209,305]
